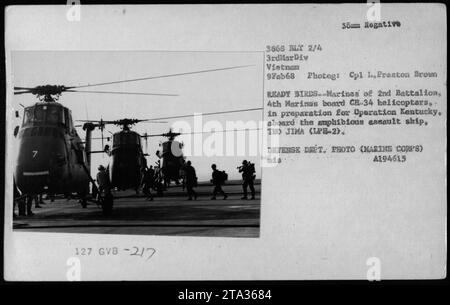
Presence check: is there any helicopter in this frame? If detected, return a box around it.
[142,109,264,190]
[144,129,185,188]
[13,86,97,209]
[77,118,165,192]
[11,83,179,211]
[12,64,261,211]
[155,130,185,187]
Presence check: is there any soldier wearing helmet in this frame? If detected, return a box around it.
[96,165,111,200]
[238,160,256,200]
[210,164,228,200]
[183,160,198,200]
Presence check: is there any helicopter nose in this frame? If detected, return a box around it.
[15,127,67,193]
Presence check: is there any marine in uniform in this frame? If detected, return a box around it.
[96,165,111,200]
[140,166,155,201]
[184,161,198,200]
[211,164,228,200]
[238,160,256,200]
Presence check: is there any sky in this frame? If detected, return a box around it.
[11,51,264,181]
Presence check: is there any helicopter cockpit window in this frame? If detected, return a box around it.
[23,109,33,125]
[23,105,64,125]
[125,133,140,145]
[35,107,45,122]
[23,107,44,125]
[114,133,140,145]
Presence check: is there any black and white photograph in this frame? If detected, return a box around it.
[2,4,446,283]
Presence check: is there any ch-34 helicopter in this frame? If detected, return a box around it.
[76,117,167,192]
[12,85,129,214]
[12,64,261,214]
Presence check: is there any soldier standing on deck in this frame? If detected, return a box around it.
[211,164,228,200]
[238,160,256,200]
[96,165,111,201]
[184,161,198,200]
[141,166,154,201]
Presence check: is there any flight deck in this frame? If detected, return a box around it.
[13,182,261,238]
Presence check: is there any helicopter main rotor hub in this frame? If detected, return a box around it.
[30,85,71,102]
[113,119,140,130]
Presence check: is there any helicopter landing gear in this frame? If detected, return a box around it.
[80,197,88,208]
[98,190,113,216]
[17,197,27,216]
[78,191,88,208]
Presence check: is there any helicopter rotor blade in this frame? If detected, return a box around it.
[14,90,33,95]
[142,134,170,138]
[76,119,116,124]
[65,89,178,97]
[140,107,263,122]
[90,137,111,140]
[70,65,255,89]
[138,120,167,124]
[75,119,167,125]
[13,64,254,99]
[13,64,254,97]
[14,87,34,90]
[142,127,261,138]
[187,127,261,135]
